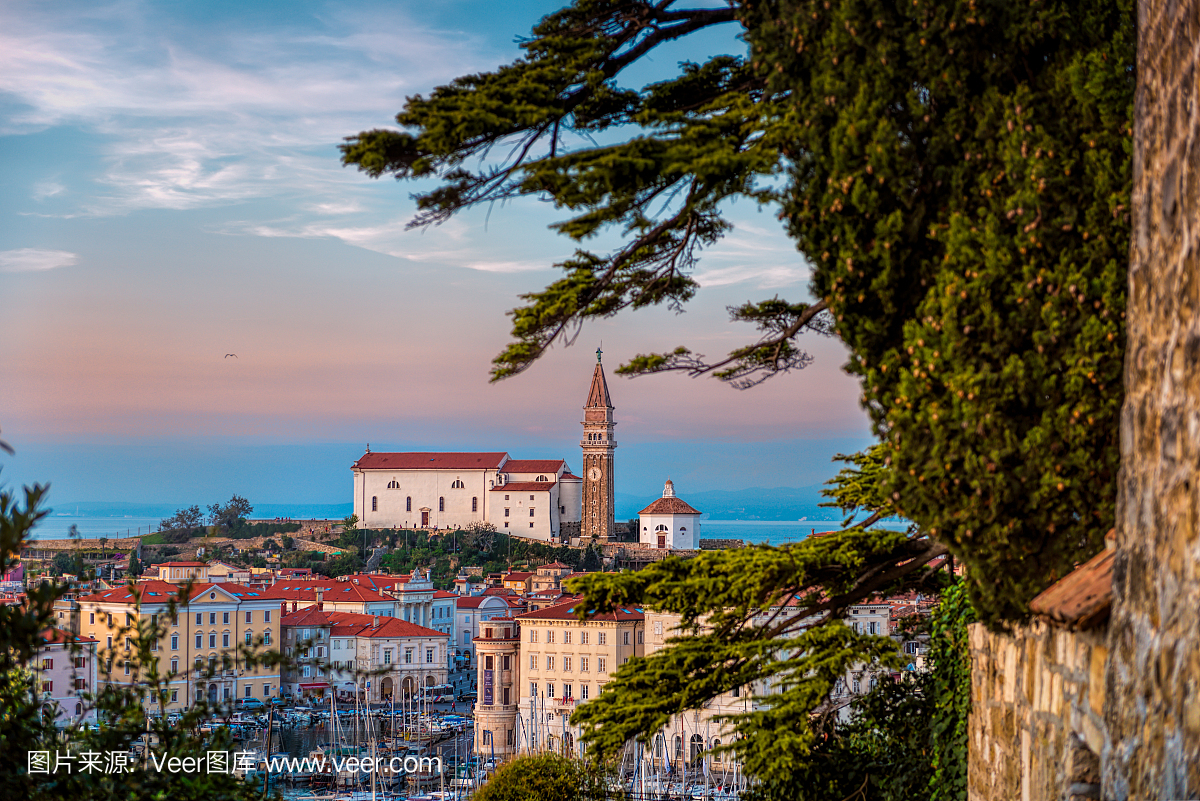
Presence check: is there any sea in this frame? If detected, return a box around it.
[28,515,910,545]
[699,519,910,546]
[31,516,164,541]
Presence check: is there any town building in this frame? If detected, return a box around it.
[153,561,210,584]
[474,598,645,757]
[30,628,99,728]
[281,606,449,702]
[638,479,702,550]
[455,594,516,669]
[530,562,573,593]
[75,581,282,710]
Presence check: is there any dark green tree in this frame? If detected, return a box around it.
[343,0,1132,625]
[342,0,1133,789]
[160,504,204,534]
[207,495,253,533]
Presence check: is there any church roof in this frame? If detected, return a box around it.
[585,363,613,409]
[504,459,565,474]
[490,482,555,492]
[353,452,508,470]
[639,496,702,515]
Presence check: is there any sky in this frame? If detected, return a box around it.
[0,0,875,510]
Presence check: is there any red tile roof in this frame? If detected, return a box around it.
[503,572,535,581]
[39,627,97,645]
[560,473,582,481]
[281,608,446,638]
[337,574,412,591]
[456,595,511,609]
[157,561,208,567]
[638,497,702,515]
[503,460,565,474]
[432,590,458,599]
[518,599,643,622]
[354,452,507,470]
[490,482,555,492]
[77,581,186,604]
[1029,545,1114,630]
[540,561,571,570]
[259,581,393,603]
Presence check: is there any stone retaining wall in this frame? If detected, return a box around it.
[968,620,1107,801]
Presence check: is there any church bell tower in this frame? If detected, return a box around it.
[581,348,616,542]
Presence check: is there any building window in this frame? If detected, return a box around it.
[195,613,202,625]
[387,479,400,489]
[598,657,607,673]
[439,497,445,512]
[536,475,547,481]
[264,631,271,645]
[504,508,510,518]
[210,613,216,625]
[171,635,179,650]
[623,631,630,646]
[244,686,252,698]
[406,496,412,511]
[547,683,555,698]
[209,634,216,648]
[530,655,537,670]
[426,649,434,663]
[451,479,464,489]
[372,496,377,512]
[222,633,230,647]
[563,657,572,672]
[265,610,271,623]
[223,612,230,624]
[245,611,252,624]
[405,649,413,664]
[472,497,478,512]
[170,658,178,673]
[504,523,509,528]
[581,632,589,645]
[563,631,571,644]
[529,508,535,517]
[170,690,177,703]
[581,657,590,672]
[530,630,538,643]
[195,634,202,648]
[89,613,94,625]
[264,684,271,696]
[547,631,555,644]
[546,656,555,670]
[530,522,534,528]
[245,631,252,645]
[530,682,538,697]
[638,630,644,645]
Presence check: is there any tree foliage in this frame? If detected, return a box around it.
[473,753,609,801]
[1,484,283,801]
[345,0,1133,625]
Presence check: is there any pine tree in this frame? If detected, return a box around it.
[342,0,1134,783]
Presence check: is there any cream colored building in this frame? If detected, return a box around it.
[351,452,578,541]
[638,479,703,550]
[281,606,449,702]
[503,599,645,757]
[76,581,282,710]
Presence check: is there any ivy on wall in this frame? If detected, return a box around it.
[929,581,977,801]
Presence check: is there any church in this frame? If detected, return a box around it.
[351,352,619,543]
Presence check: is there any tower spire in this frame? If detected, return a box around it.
[581,356,617,542]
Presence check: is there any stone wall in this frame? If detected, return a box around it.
[1106,0,1200,794]
[698,538,744,550]
[968,620,1107,801]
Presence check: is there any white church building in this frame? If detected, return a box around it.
[638,479,703,550]
[351,452,582,541]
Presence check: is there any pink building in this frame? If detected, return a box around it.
[32,628,98,728]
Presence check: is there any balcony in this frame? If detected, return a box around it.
[552,697,577,709]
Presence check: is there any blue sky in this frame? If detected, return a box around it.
[0,0,874,509]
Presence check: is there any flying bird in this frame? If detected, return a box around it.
[224,354,237,359]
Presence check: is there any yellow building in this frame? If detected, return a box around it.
[76,580,282,710]
[473,599,644,757]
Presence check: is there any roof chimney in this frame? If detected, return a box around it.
[280,602,287,618]
[291,601,297,612]
[316,590,324,611]
[373,615,380,628]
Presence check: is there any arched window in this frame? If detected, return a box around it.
[536,474,548,482]
[387,479,400,489]
[711,738,721,761]
[406,496,412,512]
[372,496,377,512]
[439,497,445,512]
[451,479,465,489]
[472,497,478,513]
[690,734,703,762]
[679,526,687,532]
[655,524,669,531]
[655,735,664,758]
